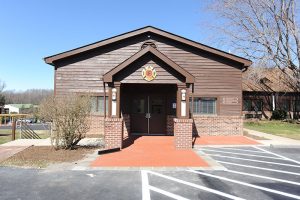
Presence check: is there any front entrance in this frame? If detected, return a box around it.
[121,84,177,135]
[131,94,166,134]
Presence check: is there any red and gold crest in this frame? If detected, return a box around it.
[142,66,157,81]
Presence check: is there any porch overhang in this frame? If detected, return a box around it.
[102,46,195,84]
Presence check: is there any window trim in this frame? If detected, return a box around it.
[90,95,109,116]
[190,95,219,116]
[76,93,108,117]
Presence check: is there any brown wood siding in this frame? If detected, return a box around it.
[114,54,184,84]
[153,36,242,116]
[55,38,144,96]
[55,34,242,116]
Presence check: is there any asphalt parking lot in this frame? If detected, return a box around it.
[1,146,300,200]
[143,146,300,200]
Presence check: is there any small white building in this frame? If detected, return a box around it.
[4,104,34,114]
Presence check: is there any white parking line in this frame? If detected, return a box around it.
[207,154,300,168]
[202,147,269,154]
[188,170,300,200]
[225,169,300,186]
[217,161,300,176]
[201,149,285,160]
[141,170,151,200]
[145,170,245,200]
[253,146,300,165]
[148,185,190,200]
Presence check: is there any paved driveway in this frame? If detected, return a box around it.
[1,146,300,200]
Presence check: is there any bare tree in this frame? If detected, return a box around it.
[0,80,6,106]
[208,0,300,92]
[38,94,91,150]
[3,89,53,105]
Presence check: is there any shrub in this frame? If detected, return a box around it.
[271,110,287,120]
[39,94,91,149]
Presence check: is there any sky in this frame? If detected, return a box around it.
[0,0,221,91]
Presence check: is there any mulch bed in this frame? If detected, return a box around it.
[0,146,97,168]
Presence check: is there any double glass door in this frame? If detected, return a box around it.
[131,94,166,134]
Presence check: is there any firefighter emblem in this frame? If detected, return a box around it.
[142,66,157,81]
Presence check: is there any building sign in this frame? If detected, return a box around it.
[221,96,239,105]
[172,103,176,109]
[142,66,157,81]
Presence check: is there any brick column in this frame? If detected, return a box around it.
[104,118,123,149]
[174,118,193,149]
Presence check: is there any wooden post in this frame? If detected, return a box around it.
[11,117,16,140]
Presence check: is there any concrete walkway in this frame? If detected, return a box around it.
[244,128,300,147]
[0,146,30,162]
[1,138,104,147]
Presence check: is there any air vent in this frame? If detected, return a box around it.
[141,41,157,49]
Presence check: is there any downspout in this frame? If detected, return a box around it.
[272,93,276,111]
[103,82,106,118]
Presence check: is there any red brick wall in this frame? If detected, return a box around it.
[104,118,123,149]
[193,116,242,136]
[174,118,193,149]
[86,115,105,137]
[166,115,175,135]
[122,114,130,140]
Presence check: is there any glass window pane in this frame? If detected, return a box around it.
[295,100,300,112]
[90,96,108,115]
[253,100,262,111]
[132,98,145,114]
[243,99,252,111]
[105,97,108,115]
[90,97,97,113]
[282,100,290,111]
[193,97,216,114]
[97,96,104,114]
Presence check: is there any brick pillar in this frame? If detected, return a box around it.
[174,118,193,149]
[104,118,123,149]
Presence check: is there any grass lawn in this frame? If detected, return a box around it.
[244,120,300,140]
[0,129,50,145]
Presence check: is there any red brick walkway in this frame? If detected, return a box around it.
[194,135,260,145]
[91,136,209,167]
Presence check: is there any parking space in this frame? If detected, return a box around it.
[1,145,300,200]
[142,146,300,200]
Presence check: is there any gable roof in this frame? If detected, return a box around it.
[243,67,296,92]
[103,46,195,83]
[44,26,252,67]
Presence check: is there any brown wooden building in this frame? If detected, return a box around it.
[242,67,300,119]
[44,26,251,149]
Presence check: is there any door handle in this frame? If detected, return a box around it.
[145,113,151,119]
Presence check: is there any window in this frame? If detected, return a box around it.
[243,99,252,111]
[191,97,217,115]
[282,99,290,111]
[91,96,108,115]
[253,100,263,111]
[132,98,145,114]
[243,99,262,111]
[294,100,300,112]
